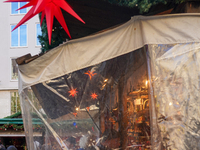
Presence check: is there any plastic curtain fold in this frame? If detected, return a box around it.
[147,43,200,150]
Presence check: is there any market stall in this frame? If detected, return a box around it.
[17,14,200,150]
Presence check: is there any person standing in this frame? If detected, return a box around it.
[7,145,17,150]
[0,141,6,150]
[64,137,76,150]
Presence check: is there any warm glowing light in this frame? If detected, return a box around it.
[145,80,148,87]
[84,70,97,80]
[104,79,108,82]
[169,102,172,106]
[68,88,78,97]
[75,107,79,111]
[91,93,98,99]
[5,0,85,44]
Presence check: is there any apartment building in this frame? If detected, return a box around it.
[0,1,41,118]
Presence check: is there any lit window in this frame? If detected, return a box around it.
[11,58,18,80]
[11,91,21,115]
[11,24,27,47]
[36,24,42,46]
[11,2,27,14]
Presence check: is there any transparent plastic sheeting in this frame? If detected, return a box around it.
[148,43,200,150]
[20,42,200,150]
[20,48,151,150]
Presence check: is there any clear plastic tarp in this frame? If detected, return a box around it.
[148,43,200,150]
[20,48,152,150]
[19,42,200,150]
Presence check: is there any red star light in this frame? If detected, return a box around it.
[68,88,78,97]
[84,71,97,80]
[91,93,98,99]
[4,0,85,44]
[72,112,77,117]
[86,107,90,111]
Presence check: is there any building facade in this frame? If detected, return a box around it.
[0,1,41,118]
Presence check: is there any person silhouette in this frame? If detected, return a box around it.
[7,145,17,150]
[0,141,6,150]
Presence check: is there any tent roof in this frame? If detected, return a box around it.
[18,14,200,93]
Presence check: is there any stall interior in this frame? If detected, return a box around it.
[21,48,151,150]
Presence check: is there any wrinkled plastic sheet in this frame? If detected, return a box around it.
[20,42,200,150]
[148,43,200,150]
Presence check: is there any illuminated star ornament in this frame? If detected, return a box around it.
[91,92,98,99]
[84,70,97,80]
[4,0,85,44]
[72,112,77,117]
[86,107,90,111]
[68,88,78,97]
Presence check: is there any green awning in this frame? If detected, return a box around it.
[0,118,43,125]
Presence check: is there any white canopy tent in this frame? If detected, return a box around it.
[18,14,200,150]
[18,14,200,93]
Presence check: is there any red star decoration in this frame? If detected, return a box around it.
[86,107,90,111]
[72,112,77,117]
[91,93,98,99]
[4,0,85,44]
[84,71,97,80]
[68,88,78,97]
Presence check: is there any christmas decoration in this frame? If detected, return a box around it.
[37,13,64,53]
[0,124,24,131]
[84,71,97,80]
[0,124,44,131]
[4,0,85,44]
[91,92,98,99]
[72,112,77,117]
[86,107,90,111]
[68,88,78,97]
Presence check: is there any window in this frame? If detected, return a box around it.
[11,58,18,80]
[11,2,27,14]
[11,91,21,115]
[11,24,27,47]
[36,24,42,46]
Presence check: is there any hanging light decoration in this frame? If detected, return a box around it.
[68,88,78,97]
[86,107,90,111]
[84,70,97,80]
[72,112,77,117]
[4,0,85,44]
[91,92,98,99]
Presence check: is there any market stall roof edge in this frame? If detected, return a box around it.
[17,14,200,93]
